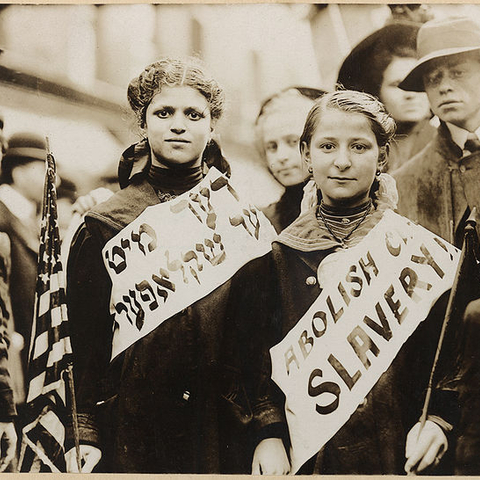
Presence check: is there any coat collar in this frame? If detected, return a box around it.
[435,121,463,161]
[86,175,160,232]
[276,205,386,252]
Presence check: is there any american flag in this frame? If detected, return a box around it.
[19,147,75,472]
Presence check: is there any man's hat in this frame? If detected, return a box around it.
[337,21,421,95]
[399,17,480,92]
[1,132,46,183]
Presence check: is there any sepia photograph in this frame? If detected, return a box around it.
[0,2,480,476]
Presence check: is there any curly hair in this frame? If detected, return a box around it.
[127,56,225,129]
[300,89,396,170]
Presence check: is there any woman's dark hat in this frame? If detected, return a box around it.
[399,17,480,92]
[337,21,421,92]
[1,132,47,183]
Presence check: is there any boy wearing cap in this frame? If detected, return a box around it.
[393,16,480,247]
[393,16,480,475]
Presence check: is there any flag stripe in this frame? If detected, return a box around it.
[20,151,74,473]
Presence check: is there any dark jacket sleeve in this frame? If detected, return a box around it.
[401,290,459,432]
[227,253,288,446]
[0,233,16,420]
[66,221,115,448]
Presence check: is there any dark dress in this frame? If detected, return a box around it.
[66,145,284,473]
[266,201,458,474]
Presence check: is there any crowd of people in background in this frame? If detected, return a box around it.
[0,9,480,476]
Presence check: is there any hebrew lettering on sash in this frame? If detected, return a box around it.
[130,223,157,255]
[164,250,189,283]
[106,245,128,275]
[195,233,226,266]
[187,190,218,230]
[114,301,132,325]
[119,289,145,331]
[210,176,239,201]
[199,187,217,229]
[152,268,176,303]
[229,206,261,239]
[182,250,203,284]
[135,280,159,311]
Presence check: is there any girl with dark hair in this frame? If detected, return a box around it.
[266,90,457,474]
[337,22,435,172]
[65,56,289,474]
[255,87,326,232]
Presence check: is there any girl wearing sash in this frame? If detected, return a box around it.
[269,90,458,474]
[254,87,325,232]
[65,57,289,474]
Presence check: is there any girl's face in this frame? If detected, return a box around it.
[302,108,380,208]
[145,86,213,168]
[261,98,313,187]
[379,56,430,123]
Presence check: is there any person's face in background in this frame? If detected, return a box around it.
[11,161,45,207]
[423,52,480,132]
[302,108,380,208]
[379,56,431,123]
[145,85,213,169]
[260,96,314,187]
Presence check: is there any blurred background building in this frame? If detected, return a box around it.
[0,3,478,205]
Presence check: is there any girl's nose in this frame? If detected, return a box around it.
[274,143,290,164]
[170,113,186,133]
[333,148,351,170]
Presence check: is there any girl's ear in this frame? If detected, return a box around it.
[301,141,311,168]
[377,145,388,171]
[301,140,310,159]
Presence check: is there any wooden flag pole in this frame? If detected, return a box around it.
[65,364,82,472]
[418,208,477,432]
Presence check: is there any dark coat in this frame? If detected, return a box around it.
[262,182,306,233]
[0,200,38,404]
[393,122,480,248]
[66,173,284,474]
[454,298,480,475]
[269,206,458,475]
[0,233,17,420]
[387,119,436,172]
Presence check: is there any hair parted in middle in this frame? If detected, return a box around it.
[300,89,396,170]
[254,86,326,158]
[127,56,225,129]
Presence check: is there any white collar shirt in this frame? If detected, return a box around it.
[446,122,480,150]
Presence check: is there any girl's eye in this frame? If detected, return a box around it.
[319,143,335,151]
[352,144,368,152]
[156,109,170,118]
[287,137,299,147]
[186,110,205,121]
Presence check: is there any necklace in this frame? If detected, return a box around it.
[318,199,372,246]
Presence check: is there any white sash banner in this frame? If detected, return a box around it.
[103,167,277,360]
[270,210,460,473]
